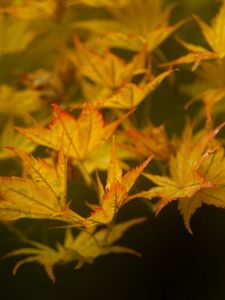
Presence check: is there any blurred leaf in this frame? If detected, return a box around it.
[5,217,144,282]
[74,0,185,52]
[0,0,66,21]
[0,121,36,159]
[68,0,131,7]
[120,124,171,161]
[74,36,147,89]
[163,1,225,68]
[0,85,42,116]
[0,14,36,55]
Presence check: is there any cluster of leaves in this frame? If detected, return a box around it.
[1,0,225,282]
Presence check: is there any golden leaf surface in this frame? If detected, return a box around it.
[120,124,171,160]
[74,37,147,89]
[181,59,225,127]
[0,121,36,160]
[0,148,84,225]
[163,1,225,68]
[0,0,66,21]
[18,104,132,161]
[178,147,225,233]
[0,14,36,55]
[74,0,185,52]
[92,69,172,109]
[6,217,144,282]
[130,123,225,217]
[0,85,42,116]
[68,0,131,7]
[84,141,152,225]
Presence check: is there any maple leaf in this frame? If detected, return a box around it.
[181,59,225,127]
[0,148,84,225]
[130,123,225,215]
[93,69,173,109]
[119,124,171,161]
[5,217,145,282]
[17,104,134,182]
[162,1,225,68]
[74,36,147,90]
[71,37,170,109]
[193,2,225,59]
[5,241,63,282]
[63,217,144,266]
[74,0,185,52]
[84,141,152,225]
[178,147,225,233]
[160,37,216,71]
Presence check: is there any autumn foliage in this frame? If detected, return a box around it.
[1,0,225,282]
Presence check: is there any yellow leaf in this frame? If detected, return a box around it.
[5,217,144,282]
[84,141,152,225]
[81,140,136,173]
[163,1,225,68]
[160,38,215,70]
[106,138,123,189]
[0,85,42,116]
[178,147,225,233]
[1,0,66,21]
[17,104,134,174]
[70,218,144,259]
[4,241,65,283]
[0,149,84,225]
[0,121,36,159]
[121,124,171,160]
[181,59,225,126]
[130,123,225,214]
[74,37,147,89]
[74,0,185,52]
[10,148,67,207]
[94,69,172,109]
[0,15,36,55]
[198,88,225,127]
[100,19,186,52]
[68,0,131,7]
[193,1,225,58]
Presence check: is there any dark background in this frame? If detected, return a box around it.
[1,201,225,300]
